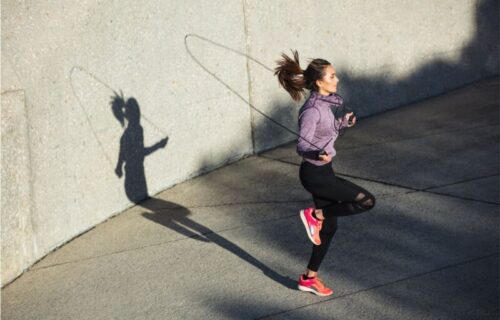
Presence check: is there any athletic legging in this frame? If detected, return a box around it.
[299,161,376,272]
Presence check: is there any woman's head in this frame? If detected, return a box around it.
[110,94,141,127]
[274,50,339,101]
[124,98,141,125]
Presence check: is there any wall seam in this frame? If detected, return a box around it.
[21,90,38,279]
[241,0,256,153]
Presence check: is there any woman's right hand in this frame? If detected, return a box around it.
[115,166,123,178]
[318,153,332,163]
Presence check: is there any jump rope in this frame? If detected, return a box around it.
[70,34,354,169]
[184,34,354,155]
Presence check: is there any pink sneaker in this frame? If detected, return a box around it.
[298,275,333,296]
[300,208,322,245]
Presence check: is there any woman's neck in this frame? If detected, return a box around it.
[317,89,332,96]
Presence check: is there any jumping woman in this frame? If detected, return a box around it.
[275,51,376,296]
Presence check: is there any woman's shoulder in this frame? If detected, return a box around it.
[299,103,321,121]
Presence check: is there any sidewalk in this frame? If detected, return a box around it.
[2,77,499,320]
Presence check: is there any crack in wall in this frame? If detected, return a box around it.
[242,0,256,153]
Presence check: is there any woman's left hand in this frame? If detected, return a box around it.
[346,112,356,127]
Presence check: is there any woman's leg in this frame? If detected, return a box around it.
[301,168,375,274]
[306,214,338,272]
[299,162,376,272]
[312,176,376,217]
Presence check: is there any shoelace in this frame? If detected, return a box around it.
[315,277,325,288]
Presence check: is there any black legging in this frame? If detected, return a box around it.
[299,161,376,272]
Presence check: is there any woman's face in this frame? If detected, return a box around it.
[316,65,339,95]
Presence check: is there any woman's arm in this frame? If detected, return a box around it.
[115,136,125,178]
[144,136,168,156]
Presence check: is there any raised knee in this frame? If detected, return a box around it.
[364,198,375,208]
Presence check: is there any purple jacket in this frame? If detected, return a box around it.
[297,91,349,166]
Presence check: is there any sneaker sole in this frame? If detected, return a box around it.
[298,285,333,297]
[299,210,321,245]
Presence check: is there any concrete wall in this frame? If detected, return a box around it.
[245,0,499,150]
[1,0,497,286]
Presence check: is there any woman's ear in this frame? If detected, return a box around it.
[316,79,323,91]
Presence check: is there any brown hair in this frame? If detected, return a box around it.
[274,50,331,101]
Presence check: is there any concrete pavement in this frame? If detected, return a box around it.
[2,77,499,319]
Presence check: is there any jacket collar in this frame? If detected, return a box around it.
[309,91,343,106]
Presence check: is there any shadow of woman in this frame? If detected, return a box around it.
[112,94,168,203]
[110,93,294,288]
[141,198,296,289]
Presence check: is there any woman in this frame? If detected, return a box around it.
[275,51,376,296]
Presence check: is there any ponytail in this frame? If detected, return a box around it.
[274,50,305,102]
[111,93,126,127]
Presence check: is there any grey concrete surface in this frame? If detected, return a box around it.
[1,90,36,285]
[2,0,499,285]
[2,77,498,319]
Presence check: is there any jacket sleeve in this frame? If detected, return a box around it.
[331,104,351,131]
[337,113,350,131]
[297,108,321,160]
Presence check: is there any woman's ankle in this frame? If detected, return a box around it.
[313,209,325,220]
[306,270,318,278]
